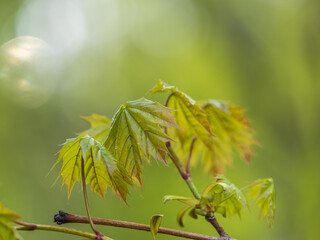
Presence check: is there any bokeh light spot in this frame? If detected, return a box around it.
[0,36,56,108]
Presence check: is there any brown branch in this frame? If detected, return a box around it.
[205,212,230,239]
[54,211,234,240]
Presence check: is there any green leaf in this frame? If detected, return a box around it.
[177,206,192,227]
[193,100,258,176]
[150,215,163,240]
[247,178,276,226]
[214,176,247,218]
[149,80,214,149]
[0,204,23,240]
[104,98,179,182]
[53,137,82,198]
[81,114,111,143]
[215,206,227,218]
[162,195,198,206]
[199,175,247,218]
[162,195,199,226]
[149,81,258,177]
[53,135,132,201]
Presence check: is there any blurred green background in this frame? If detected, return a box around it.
[0,0,319,239]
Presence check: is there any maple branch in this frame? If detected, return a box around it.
[163,93,230,238]
[14,220,111,240]
[166,142,230,238]
[54,211,234,240]
[81,156,104,239]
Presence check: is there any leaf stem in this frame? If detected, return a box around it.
[164,92,229,238]
[186,137,196,174]
[185,178,201,200]
[54,211,234,240]
[166,142,189,179]
[166,143,229,238]
[166,142,201,200]
[15,220,112,240]
[81,156,103,239]
[165,93,174,110]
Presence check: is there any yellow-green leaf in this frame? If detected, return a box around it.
[54,137,82,198]
[53,135,132,201]
[81,114,111,143]
[149,80,214,150]
[198,175,247,218]
[150,215,163,240]
[247,178,276,227]
[193,100,258,176]
[104,98,179,182]
[213,176,247,218]
[0,204,23,240]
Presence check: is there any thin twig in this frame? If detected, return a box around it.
[166,142,190,180]
[54,211,234,240]
[14,220,112,240]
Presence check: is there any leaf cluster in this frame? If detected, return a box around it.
[52,81,271,229]
[54,98,179,200]
[163,176,275,227]
[149,80,258,176]
[1,81,274,240]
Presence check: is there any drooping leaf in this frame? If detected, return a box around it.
[81,114,111,143]
[0,204,23,240]
[177,206,193,227]
[192,100,258,176]
[246,178,276,226]
[80,136,132,201]
[149,80,214,149]
[104,98,179,182]
[53,135,132,201]
[162,195,198,206]
[162,195,199,227]
[150,215,163,240]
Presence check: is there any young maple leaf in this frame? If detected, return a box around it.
[149,80,214,150]
[104,98,180,182]
[53,135,132,201]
